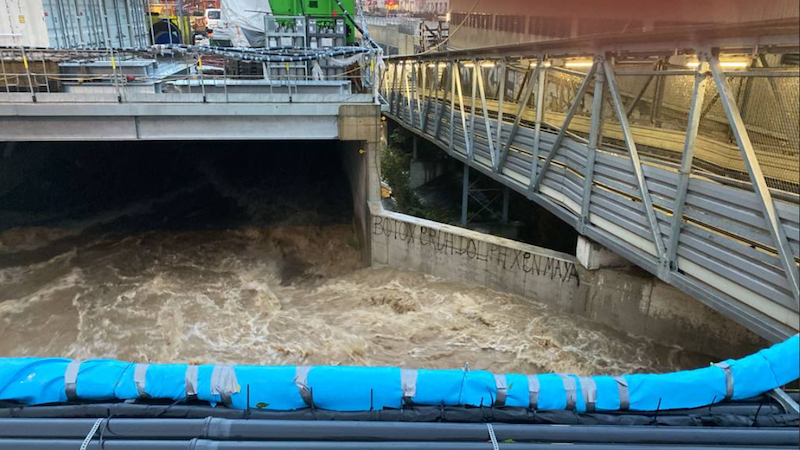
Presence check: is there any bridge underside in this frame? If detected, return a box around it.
[382,22,800,342]
[0,94,375,141]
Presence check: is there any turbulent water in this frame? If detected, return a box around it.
[0,144,706,375]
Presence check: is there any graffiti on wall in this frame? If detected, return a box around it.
[372,215,580,285]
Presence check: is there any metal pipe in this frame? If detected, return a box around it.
[0,438,795,450]
[0,419,797,445]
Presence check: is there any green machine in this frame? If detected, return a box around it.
[261,0,358,44]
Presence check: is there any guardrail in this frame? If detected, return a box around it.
[0,45,380,104]
[381,21,800,341]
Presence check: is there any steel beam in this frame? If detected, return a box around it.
[708,56,800,306]
[604,59,667,261]
[579,61,605,233]
[532,62,596,192]
[475,62,496,167]
[390,62,400,116]
[433,63,451,141]
[409,62,417,129]
[494,61,507,171]
[469,62,478,161]
[666,65,709,274]
[499,65,537,171]
[528,59,547,189]
[449,61,456,153]
[422,62,438,133]
[453,62,471,156]
[418,63,426,127]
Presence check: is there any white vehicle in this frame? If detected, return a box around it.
[204,9,223,32]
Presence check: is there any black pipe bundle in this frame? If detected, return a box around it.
[0,418,796,449]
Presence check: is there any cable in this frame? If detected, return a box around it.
[418,0,482,55]
[334,0,381,51]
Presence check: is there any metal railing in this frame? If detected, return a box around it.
[381,20,800,342]
[0,45,381,104]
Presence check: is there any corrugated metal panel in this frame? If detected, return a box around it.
[3,0,150,48]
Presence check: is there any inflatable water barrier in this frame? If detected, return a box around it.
[0,335,797,413]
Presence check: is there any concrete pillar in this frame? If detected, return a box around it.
[460,163,469,227]
[338,104,383,203]
[501,186,510,224]
[576,236,633,270]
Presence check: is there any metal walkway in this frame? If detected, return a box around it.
[381,20,800,342]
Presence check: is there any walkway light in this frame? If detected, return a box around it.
[564,59,594,68]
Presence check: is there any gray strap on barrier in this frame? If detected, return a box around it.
[614,376,629,410]
[134,364,150,398]
[559,375,577,411]
[294,366,313,406]
[211,365,239,406]
[526,375,539,409]
[64,360,82,401]
[185,365,198,397]
[579,376,597,412]
[493,374,507,407]
[401,369,417,400]
[714,362,734,401]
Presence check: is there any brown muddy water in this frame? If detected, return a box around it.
[0,142,709,374]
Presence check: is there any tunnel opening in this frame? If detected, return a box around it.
[0,139,714,372]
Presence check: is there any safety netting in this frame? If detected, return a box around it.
[0,335,796,413]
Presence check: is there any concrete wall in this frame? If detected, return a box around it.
[365,23,419,55]
[337,104,764,359]
[368,202,766,358]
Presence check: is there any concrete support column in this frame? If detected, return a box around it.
[460,163,469,227]
[501,187,510,224]
[576,236,633,270]
[338,104,383,203]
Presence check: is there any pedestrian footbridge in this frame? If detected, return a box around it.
[381,20,800,342]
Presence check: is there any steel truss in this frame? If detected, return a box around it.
[381,22,800,342]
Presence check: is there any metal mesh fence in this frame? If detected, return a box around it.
[386,55,799,195]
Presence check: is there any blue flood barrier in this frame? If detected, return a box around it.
[0,335,797,412]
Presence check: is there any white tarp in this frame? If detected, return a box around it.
[220,0,272,48]
[0,0,49,48]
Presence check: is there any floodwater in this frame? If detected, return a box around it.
[0,143,707,375]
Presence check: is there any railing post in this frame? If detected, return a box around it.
[708,54,800,306]
[665,61,709,279]
[20,46,36,102]
[579,56,606,234]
